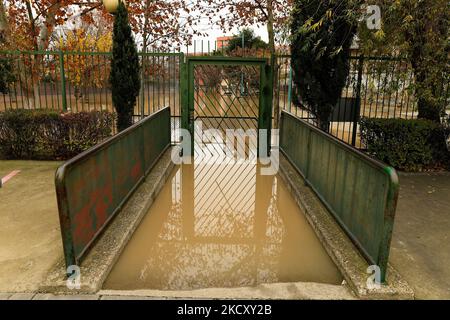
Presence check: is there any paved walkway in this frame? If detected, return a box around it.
[390,172,450,299]
[0,161,62,292]
[0,161,449,299]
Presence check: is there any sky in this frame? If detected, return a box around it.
[181,4,270,53]
[55,1,271,52]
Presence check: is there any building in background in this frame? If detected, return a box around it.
[216,36,233,50]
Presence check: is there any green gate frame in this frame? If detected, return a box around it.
[181,56,273,156]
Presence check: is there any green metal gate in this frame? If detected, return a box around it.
[181,57,273,157]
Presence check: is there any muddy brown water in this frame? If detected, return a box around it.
[104,160,342,291]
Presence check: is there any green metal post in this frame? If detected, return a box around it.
[258,61,273,157]
[287,65,293,112]
[180,54,191,155]
[139,52,146,119]
[351,56,364,146]
[240,31,245,96]
[187,61,195,156]
[378,166,399,283]
[59,51,68,112]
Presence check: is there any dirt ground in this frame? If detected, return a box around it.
[0,161,61,292]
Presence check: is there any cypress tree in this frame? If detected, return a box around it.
[291,0,361,131]
[110,1,140,132]
[0,57,14,94]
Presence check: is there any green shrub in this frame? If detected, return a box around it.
[0,109,115,160]
[359,118,450,171]
[58,112,116,158]
[0,57,15,94]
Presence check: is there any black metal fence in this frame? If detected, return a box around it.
[276,55,449,149]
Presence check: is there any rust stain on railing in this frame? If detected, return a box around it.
[55,107,171,269]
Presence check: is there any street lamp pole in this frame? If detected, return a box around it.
[240,30,245,97]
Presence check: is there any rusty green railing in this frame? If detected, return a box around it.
[55,107,171,269]
[279,110,399,282]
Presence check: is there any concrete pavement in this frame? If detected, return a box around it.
[0,161,62,292]
[390,172,450,299]
[0,161,449,299]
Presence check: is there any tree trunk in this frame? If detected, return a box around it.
[139,52,146,118]
[404,1,444,124]
[410,45,442,123]
[318,113,331,133]
[139,0,153,118]
[267,0,275,57]
[0,0,9,45]
[31,1,62,110]
[37,2,62,50]
[33,82,40,109]
[267,0,280,129]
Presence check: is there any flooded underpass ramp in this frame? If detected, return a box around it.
[42,55,413,299]
[103,159,343,291]
[42,140,412,299]
[43,146,353,299]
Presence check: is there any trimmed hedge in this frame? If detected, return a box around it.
[360,118,450,171]
[0,109,115,160]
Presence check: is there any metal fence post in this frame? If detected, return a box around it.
[305,127,312,184]
[179,54,191,155]
[271,55,280,129]
[287,65,293,113]
[139,52,146,120]
[259,60,273,157]
[59,51,68,112]
[351,56,364,146]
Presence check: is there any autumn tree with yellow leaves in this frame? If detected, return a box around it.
[56,13,112,104]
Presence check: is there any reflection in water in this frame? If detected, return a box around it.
[104,159,342,291]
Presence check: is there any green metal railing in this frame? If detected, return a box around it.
[279,110,399,282]
[55,107,171,269]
